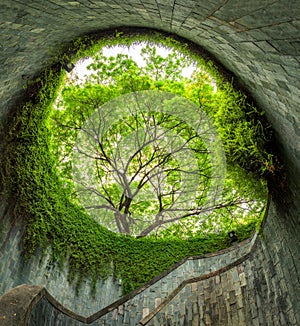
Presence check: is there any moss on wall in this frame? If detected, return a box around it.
[0,30,272,295]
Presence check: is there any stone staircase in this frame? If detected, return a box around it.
[1,228,296,325]
[1,235,257,325]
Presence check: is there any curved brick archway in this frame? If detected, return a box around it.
[1,1,299,324]
[1,1,299,182]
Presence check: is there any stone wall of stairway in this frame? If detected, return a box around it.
[29,202,299,325]
[0,199,122,317]
[0,194,254,320]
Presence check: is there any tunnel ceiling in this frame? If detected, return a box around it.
[1,0,299,196]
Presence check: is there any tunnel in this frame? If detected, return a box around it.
[0,1,299,325]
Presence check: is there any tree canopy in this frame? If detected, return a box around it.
[50,41,269,239]
[0,33,276,295]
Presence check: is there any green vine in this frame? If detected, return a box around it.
[0,29,275,296]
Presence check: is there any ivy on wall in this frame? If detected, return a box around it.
[0,29,275,295]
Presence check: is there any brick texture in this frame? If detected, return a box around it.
[0,0,299,325]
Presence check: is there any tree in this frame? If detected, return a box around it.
[140,44,193,81]
[72,90,231,237]
[50,42,268,238]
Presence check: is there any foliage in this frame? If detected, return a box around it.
[0,31,272,296]
[51,40,269,239]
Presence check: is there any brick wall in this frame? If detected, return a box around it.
[0,197,255,318]
[1,0,299,325]
[146,207,299,325]
[0,202,122,317]
[27,207,299,325]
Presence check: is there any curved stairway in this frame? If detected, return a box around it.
[1,234,258,325]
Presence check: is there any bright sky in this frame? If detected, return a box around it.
[71,44,197,82]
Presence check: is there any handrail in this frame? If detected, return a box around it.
[139,196,273,325]
[0,197,270,325]
[0,233,258,325]
[139,247,257,325]
[88,231,256,322]
[0,285,45,326]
